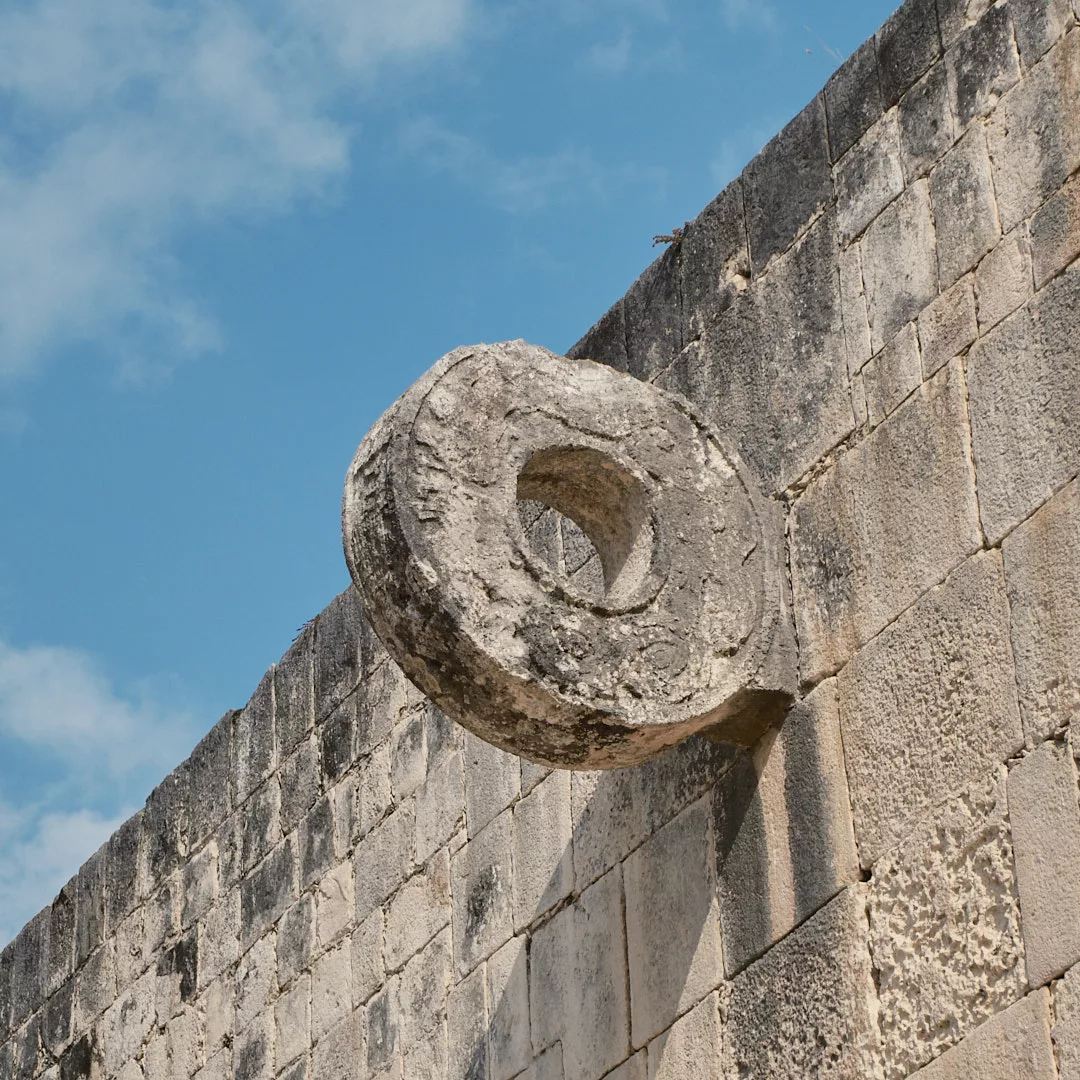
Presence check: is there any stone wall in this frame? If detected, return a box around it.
[4,0,1080,1077]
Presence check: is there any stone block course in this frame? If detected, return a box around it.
[917,273,976,375]
[1011,0,1076,66]
[463,731,519,840]
[487,935,530,1080]
[1031,171,1080,288]
[645,992,721,1080]
[878,0,943,106]
[232,669,275,808]
[275,623,314,756]
[975,225,1033,330]
[825,41,884,163]
[898,60,956,180]
[354,804,413,925]
[511,769,573,932]
[623,245,681,382]
[834,110,905,246]
[451,811,513,979]
[1053,963,1080,1079]
[947,3,1022,126]
[384,850,451,972]
[862,321,922,425]
[838,243,871,375]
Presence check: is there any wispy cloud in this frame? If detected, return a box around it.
[0,0,473,381]
[719,0,778,33]
[0,638,204,944]
[583,34,634,75]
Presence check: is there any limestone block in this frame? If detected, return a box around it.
[197,1050,231,1080]
[276,893,315,991]
[976,227,1033,331]
[275,975,310,1072]
[947,3,1021,126]
[240,838,296,948]
[9,912,46,1031]
[351,909,384,1009]
[1031,172,1080,289]
[242,781,281,879]
[182,841,218,930]
[646,992,721,1080]
[530,868,629,1080]
[910,989,1055,1078]
[790,358,982,683]
[74,845,107,971]
[385,850,451,972]
[275,622,314,756]
[869,769,1025,1077]
[863,322,922,426]
[876,0,942,106]
[99,970,155,1077]
[185,718,231,856]
[73,942,115,1031]
[389,709,426,803]
[42,978,72,1059]
[354,805,413,924]
[231,669,275,808]
[312,1011,362,1080]
[967,264,1080,543]
[199,976,235,1060]
[344,341,792,768]
[1004,479,1080,741]
[1011,0,1075,67]
[839,244,871,375]
[403,1020,447,1080]
[835,110,905,246]
[395,926,451,1058]
[861,180,938,352]
[898,62,957,181]
[313,587,372,724]
[931,125,1001,287]
[463,732,520,839]
[235,934,275,1034]
[413,751,465,867]
[716,679,859,976]
[825,40,885,162]
[601,1053,643,1080]
[1053,963,1080,1079]
[623,245,682,381]
[624,796,721,1047]
[155,930,198,1022]
[316,862,355,950]
[571,768,650,890]
[446,965,486,1080]
[837,550,1022,867]
[311,941,350,1043]
[917,274,976,375]
[487,935,530,1080]
[567,300,628,374]
[988,30,1080,233]
[1009,739,1080,986]
[354,741,392,842]
[193,888,237,994]
[356,660,405,761]
[743,95,831,273]
[451,812,513,979]
[46,884,74,1002]
[279,737,320,837]
[512,770,573,932]
[723,887,883,1080]
[521,759,551,796]
[679,180,749,342]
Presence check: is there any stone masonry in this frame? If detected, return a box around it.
[3,0,1080,1077]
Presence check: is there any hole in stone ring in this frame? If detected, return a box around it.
[516,446,656,607]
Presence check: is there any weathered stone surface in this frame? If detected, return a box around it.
[241,839,297,948]
[790,358,981,683]
[898,61,956,181]
[931,125,1001,287]
[1012,0,1075,67]
[1031,172,1080,289]
[863,322,922,426]
[385,851,451,972]
[623,245,681,381]
[877,0,942,106]
[354,805,413,925]
[451,811,513,979]
[917,274,976,375]
[743,95,831,274]
[825,40,884,162]
[947,3,1021,125]
[276,624,314,756]
[967,264,1080,543]
[835,110,905,245]
[869,769,1024,1077]
[624,796,721,1047]
[462,732,519,839]
[987,30,1080,233]
[512,770,573,931]
[1009,739,1080,986]
[276,893,315,990]
[839,244,872,375]
[315,862,355,950]
[861,179,938,352]
[724,887,883,1080]
[976,226,1033,331]
[396,926,451,1056]
[838,551,1022,867]
[530,868,629,1080]
[911,989,1056,1078]
[276,973,311,1069]
[185,718,231,853]
[232,669,275,808]
[413,750,465,866]
[487,935,530,1080]
[716,678,859,975]
[567,300,628,374]
[646,992,721,1080]
[344,340,792,768]
[1053,963,1080,1080]
[447,964,486,1080]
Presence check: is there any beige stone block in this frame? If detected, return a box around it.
[521,759,552,797]
[487,935,530,1080]
[839,243,872,377]
[182,841,219,929]
[967,264,1080,543]
[195,1050,230,1080]
[724,887,883,1080]
[918,275,977,376]
[403,1019,448,1080]
[384,849,450,972]
[451,811,514,979]
[355,741,392,840]
[790,358,982,683]
[911,989,1055,1078]
[276,973,311,1069]
[1053,963,1080,1080]
[233,1013,273,1080]
[624,796,721,1047]
[862,322,922,426]
[390,708,427,803]
[235,933,276,1034]
[354,804,414,924]
[861,179,938,353]
[602,1053,644,1080]
[99,971,156,1077]
[463,731,520,839]
[446,964,487,1080]
[834,110,905,245]
[570,768,649,890]
[316,862,355,950]
[413,751,465,866]
[73,941,115,1031]
[396,926,452,1055]
[200,976,235,1060]
[311,941,351,1042]
[312,1010,362,1080]
[1009,739,1080,986]
[646,993,721,1080]
[1003,477,1080,741]
[512,770,573,932]
[838,550,1022,867]
[869,768,1025,1078]
[531,868,629,1080]
[1031,172,1080,288]
[976,227,1034,332]
[522,1043,565,1080]
[351,908,384,1008]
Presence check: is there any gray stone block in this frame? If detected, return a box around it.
[389,709,427,803]
[911,988,1055,1078]
[567,299,628,374]
[75,942,117,1031]
[355,804,414,924]
[861,179,939,352]
[300,794,335,889]
[356,661,405,760]
[276,892,315,991]
[1031,172,1080,289]
[231,669,275,808]
[396,926,451,1059]
[917,274,977,375]
[276,623,314,755]
[839,244,872,376]
[987,30,1080,233]
[241,780,281,877]
[834,110,905,245]
[646,992,721,1080]
[863,321,922,426]
[743,96,832,275]
[452,811,513,980]
[947,3,1021,126]
[530,868,629,1080]
[624,796,721,1047]
[967,264,1080,543]
[487,935,530,1080]
[869,768,1024,1077]
[185,713,232,850]
[623,245,682,381]
[0,944,10,1040]
[46,880,76,999]
[10,910,47,1029]
[1053,963,1080,1080]
[182,840,219,930]
[838,550,1022,868]
[511,770,573,932]
[1010,0,1074,68]
[825,40,884,162]
[414,749,465,867]
[898,60,957,181]
[975,226,1034,331]
[140,765,187,893]
[279,737,320,836]
[12,1013,41,1080]
[931,126,1001,287]
[724,887,883,1080]
[790,358,981,683]
[43,976,73,1059]
[320,697,356,786]
[74,845,107,970]
[447,964,486,1080]
[314,587,375,723]
[1009,739,1080,987]
[877,0,942,106]
[240,838,296,947]
[385,851,451,972]
[463,731,519,840]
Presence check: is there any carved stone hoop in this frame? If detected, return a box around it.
[343,341,794,769]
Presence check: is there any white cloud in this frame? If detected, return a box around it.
[719,0,778,32]
[583,35,633,75]
[0,0,473,380]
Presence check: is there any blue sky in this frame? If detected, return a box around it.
[0,0,900,944]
